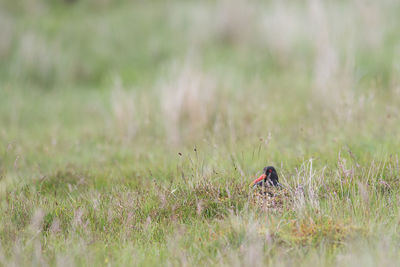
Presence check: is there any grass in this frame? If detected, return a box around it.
[1,0,400,266]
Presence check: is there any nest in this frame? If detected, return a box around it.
[250,186,292,211]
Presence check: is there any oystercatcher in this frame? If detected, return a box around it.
[250,166,290,210]
[250,166,280,187]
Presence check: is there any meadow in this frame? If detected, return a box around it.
[1,0,400,266]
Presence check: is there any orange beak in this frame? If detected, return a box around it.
[250,174,267,186]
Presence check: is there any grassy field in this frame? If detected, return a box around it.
[1,0,400,266]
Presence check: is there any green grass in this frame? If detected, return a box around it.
[1,0,400,266]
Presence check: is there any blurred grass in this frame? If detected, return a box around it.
[1,0,400,266]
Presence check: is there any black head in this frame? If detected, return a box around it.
[263,166,279,186]
[251,166,280,188]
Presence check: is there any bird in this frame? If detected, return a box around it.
[250,166,290,211]
[250,166,280,188]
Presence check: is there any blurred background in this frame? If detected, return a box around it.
[1,0,400,171]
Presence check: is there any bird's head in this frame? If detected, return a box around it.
[251,166,279,187]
